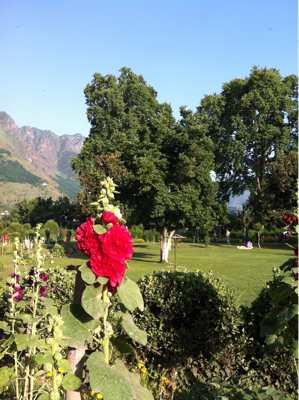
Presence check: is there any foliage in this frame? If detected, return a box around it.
[43,220,59,236]
[47,265,76,310]
[8,196,77,226]
[204,235,210,247]
[72,68,222,236]
[51,244,65,257]
[197,66,298,207]
[0,151,42,185]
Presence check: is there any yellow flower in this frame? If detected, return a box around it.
[5,386,9,390]
[47,373,52,377]
[162,377,166,381]
[91,392,95,395]
[97,395,103,399]
[162,386,165,391]
[138,363,144,369]
[141,368,147,374]
[158,364,161,367]
[34,378,37,382]
[165,380,171,387]
[58,368,64,374]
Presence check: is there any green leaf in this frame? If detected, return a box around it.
[129,372,154,400]
[293,340,298,358]
[61,304,92,348]
[117,309,147,345]
[79,262,96,285]
[93,225,106,235]
[98,277,109,285]
[0,321,10,334]
[82,285,107,319]
[118,278,144,312]
[58,359,73,373]
[86,351,134,400]
[38,394,50,400]
[34,370,46,377]
[15,334,39,351]
[35,351,52,365]
[62,374,82,391]
[276,305,298,325]
[35,339,48,350]
[19,314,32,324]
[110,336,135,354]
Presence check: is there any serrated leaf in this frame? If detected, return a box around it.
[35,351,52,365]
[118,278,144,312]
[93,225,106,235]
[86,351,134,400]
[0,321,10,334]
[15,334,39,351]
[117,309,147,345]
[61,304,92,348]
[58,359,73,373]
[82,285,107,319]
[110,336,134,354]
[62,374,82,391]
[79,262,96,285]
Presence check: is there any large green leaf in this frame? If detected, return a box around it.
[79,262,96,285]
[86,352,134,400]
[110,336,134,354]
[0,321,10,334]
[129,372,154,400]
[58,359,73,373]
[276,305,298,325]
[62,374,82,391]
[35,351,52,365]
[15,334,39,351]
[82,285,107,319]
[293,340,298,358]
[118,278,144,312]
[38,394,50,400]
[61,305,92,348]
[117,309,147,345]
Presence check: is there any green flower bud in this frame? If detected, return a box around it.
[44,363,53,372]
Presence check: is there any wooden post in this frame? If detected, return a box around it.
[9,240,10,253]
[65,272,86,400]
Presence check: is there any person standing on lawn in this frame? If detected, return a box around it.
[241,231,245,244]
[226,228,230,245]
[213,231,217,245]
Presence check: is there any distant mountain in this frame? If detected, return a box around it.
[0,111,85,210]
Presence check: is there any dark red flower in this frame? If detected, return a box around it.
[102,212,119,226]
[76,216,100,257]
[13,286,24,302]
[6,273,20,287]
[38,285,48,297]
[100,224,133,263]
[295,248,298,258]
[90,249,127,288]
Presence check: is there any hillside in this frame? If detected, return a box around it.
[0,111,85,209]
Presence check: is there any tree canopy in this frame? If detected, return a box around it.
[71,68,224,235]
[197,66,298,207]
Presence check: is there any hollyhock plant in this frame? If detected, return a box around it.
[12,286,24,302]
[100,224,133,263]
[102,211,119,226]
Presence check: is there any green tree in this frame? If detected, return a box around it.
[72,68,220,261]
[197,67,298,210]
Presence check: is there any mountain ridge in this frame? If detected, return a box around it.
[0,111,85,209]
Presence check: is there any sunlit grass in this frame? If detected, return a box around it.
[0,241,292,307]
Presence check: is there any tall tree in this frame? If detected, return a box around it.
[72,68,220,261]
[197,66,298,208]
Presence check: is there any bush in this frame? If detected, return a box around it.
[46,265,76,309]
[0,261,3,271]
[50,244,65,257]
[123,270,249,384]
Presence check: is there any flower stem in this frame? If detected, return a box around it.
[102,285,109,365]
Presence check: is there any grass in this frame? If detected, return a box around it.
[0,241,293,307]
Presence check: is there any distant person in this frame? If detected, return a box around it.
[213,232,217,245]
[66,230,72,244]
[255,232,258,242]
[274,234,278,244]
[226,228,230,245]
[241,231,245,244]
[279,232,283,242]
[261,235,264,244]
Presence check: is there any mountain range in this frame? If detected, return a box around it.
[0,111,85,210]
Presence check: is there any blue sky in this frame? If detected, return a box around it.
[0,0,297,137]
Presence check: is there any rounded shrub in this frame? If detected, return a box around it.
[50,244,65,257]
[127,270,250,381]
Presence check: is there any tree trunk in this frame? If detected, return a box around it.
[160,227,168,262]
[65,272,86,400]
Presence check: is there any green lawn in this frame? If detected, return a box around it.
[0,242,293,307]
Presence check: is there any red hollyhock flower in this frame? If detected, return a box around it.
[76,216,100,257]
[38,285,48,297]
[283,214,292,224]
[102,212,119,226]
[90,250,126,288]
[6,273,20,287]
[100,224,133,263]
